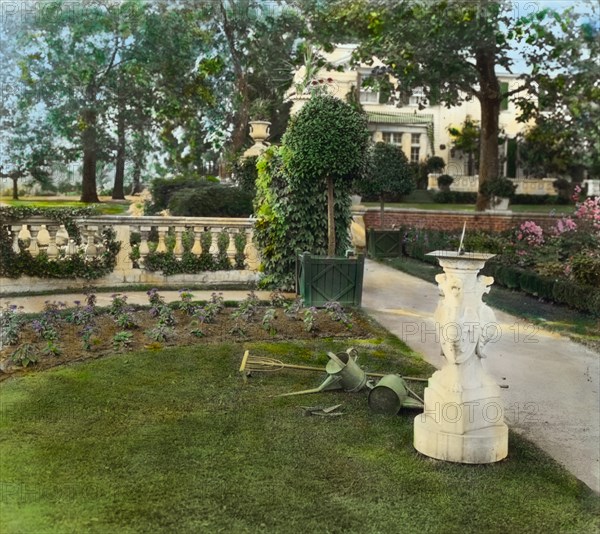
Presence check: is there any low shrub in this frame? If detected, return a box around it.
[512,194,559,205]
[570,253,600,287]
[147,175,219,214]
[432,191,478,204]
[168,186,253,217]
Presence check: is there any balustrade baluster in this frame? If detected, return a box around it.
[46,225,60,259]
[28,225,41,257]
[85,226,98,258]
[244,228,260,271]
[209,228,220,258]
[191,226,203,256]
[226,228,237,266]
[156,226,168,253]
[173,226,185,260]
[11,225,21,254]
[139,226,151,267]
[66,239,78,257]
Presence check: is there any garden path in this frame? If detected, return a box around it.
[362,258,600,493]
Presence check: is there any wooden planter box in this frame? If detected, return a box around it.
[367,228,404,258]
[296,252,365,307]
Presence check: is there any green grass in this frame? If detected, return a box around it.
[1,198,130,215]
[382,256,600,348]
[1,339,598,533]
[363,202,573,214]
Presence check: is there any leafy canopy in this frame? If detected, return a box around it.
[281,93,370,185]
[356,142,413,198]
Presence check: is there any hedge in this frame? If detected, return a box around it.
[168,186,253,217]
[432,191,478,203]
[147,175,219,214]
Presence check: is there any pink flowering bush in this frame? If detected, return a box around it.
[574,196,600,232]
[552,216,577,236]
[516,221,544,246]
[505,191,600,284]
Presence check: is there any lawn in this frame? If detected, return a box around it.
[363,202,573,214]
[0,197,131,215]
[1,337,598,533]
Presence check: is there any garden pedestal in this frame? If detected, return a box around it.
[414,251,508,464]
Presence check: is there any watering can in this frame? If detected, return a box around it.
[368,374,424,415]
[275,348,369,397]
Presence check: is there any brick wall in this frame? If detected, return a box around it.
[359,208,559,233]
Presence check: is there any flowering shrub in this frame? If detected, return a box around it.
[574,196,600,232]
[552,217,577,236]
[516,221,544,246]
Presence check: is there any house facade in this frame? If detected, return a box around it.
[288,45,530,182]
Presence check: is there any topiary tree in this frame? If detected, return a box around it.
[355,142,414,228]
[281,94,370,256]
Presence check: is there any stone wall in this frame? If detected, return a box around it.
[359,208,560,233]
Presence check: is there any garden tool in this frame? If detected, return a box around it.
[274,348,370,398]
[239,350,429,382]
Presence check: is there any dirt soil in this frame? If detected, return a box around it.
[0,306,373,381]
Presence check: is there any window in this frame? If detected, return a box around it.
[409,87,426,107]
[410,133,421,162]
[500,81,509,111]
[359,90,379,104]
[382,132,402,145]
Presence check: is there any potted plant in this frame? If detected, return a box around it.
[248,99,272,143]
[437,174,454,193]
[283,93,370,306]
[480,177,517,210]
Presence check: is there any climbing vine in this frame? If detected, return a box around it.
[0,207,120,280]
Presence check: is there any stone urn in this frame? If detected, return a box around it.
[487,196,511,212]
[248,120,271,143]
[243,121,271,159]
[413,250,508,464]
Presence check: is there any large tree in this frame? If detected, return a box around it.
[305,0,597,210]
[18,0,140,202]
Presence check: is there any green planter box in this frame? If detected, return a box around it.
[296,252,365,307]
[367,228,404,258]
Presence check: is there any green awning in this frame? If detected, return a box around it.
[366,111,435,153]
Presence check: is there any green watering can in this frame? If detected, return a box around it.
[276,348,368,397]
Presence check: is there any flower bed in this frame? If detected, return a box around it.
[0,290,371,378]
[368,190,600,315]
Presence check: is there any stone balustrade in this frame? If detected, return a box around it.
[1,215,261,294]
[427,174,558,195]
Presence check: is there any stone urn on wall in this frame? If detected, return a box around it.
[243,99,272,159]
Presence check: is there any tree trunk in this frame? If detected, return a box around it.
[327,176,336,256]
[12,176,18,200]
[112,103,126,200]
[475,49,501,211]
[131,159,143,195]
[130,126,146,195]
[380,195,385,229]
[80,86,100,203]
[229,74,250,156]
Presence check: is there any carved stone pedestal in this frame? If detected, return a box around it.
[414,251,508,464]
